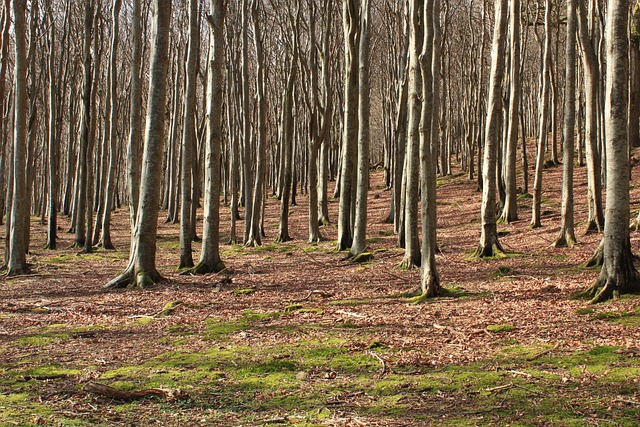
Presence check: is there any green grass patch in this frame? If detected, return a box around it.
[486,324,516,333]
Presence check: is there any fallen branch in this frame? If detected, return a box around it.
[336,310,367,319]
[527,343,561,361]
[485,383,513,393]
[367,351,388,377]
[299,290,334,301]
[84,381,189,402]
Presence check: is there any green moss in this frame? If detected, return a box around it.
[160,301,183,316]
[16,332,70,346]
[233,287,256,295]
[576,307,595,315]
[486,324,516,333]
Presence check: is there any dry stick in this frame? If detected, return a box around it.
[526,342,561,361]
[367,351,387,377]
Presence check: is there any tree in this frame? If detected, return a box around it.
[187,0,226,275]
[349,0,371,258]
[127,0,143,227]
[98,0,123,250]
[336,0,360,251]
[400,0,423,268]
[418,0,440,296]
[499,0,520,224]
[179,0,199,269]
[531,0,553,229]
[474,0,508,258]
[583,0,640,303]
[553,0,578,248]
[106,0,172,289]
[7,0,28,276]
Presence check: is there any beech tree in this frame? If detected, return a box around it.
[474,0,508,259]
[106,0,172,289]
[584,0,640,303]
[7,0,28,276]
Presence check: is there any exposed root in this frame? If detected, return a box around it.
[399,254,420,270]
[181,260,226,276]
[552,232,577,249]
[584,219,603,235]
[104,268,134,289]
[472,243,506,260]
[275,234,292,243]
[584,242,604,268]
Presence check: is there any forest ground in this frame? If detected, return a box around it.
[1,152,640,426]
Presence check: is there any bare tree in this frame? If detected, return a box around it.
[106,0,172,289]
[474,0,508,259]
[7,0,28,276]
[584,0,640,303]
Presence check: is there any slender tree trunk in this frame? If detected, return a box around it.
[188,0,226,275]
[554,0,578,248]
[400,0,423,268]
[531,0,552,228]
[337,0,359,251]
[500,0,520,224]
[350,0,371,258]
[99,0,122,250]
[179,0,199,269]
[106,0,172,289]
[127,0,143,227]
[474,0,508,258]
[7,0,28,275]
[419,0,440,297]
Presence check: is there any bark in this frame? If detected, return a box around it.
[247,0,266,247]
[106,0,172,289]
[419,0,440,297]
[474,0,508,259]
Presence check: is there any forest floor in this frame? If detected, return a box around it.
[1,154,640,426]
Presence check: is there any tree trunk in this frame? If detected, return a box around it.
[179,0,199,269]
[127,0,143,227]
[106,0,172,289]
[337,0,359,251]
[585,0,640,303]
[500,0,520,224]
[554,0,578,248]
[400,0,423,269]
[7,0,28,275]
[350,0,371,258]
[531,0,552,229]
[474,0,508,259]
[187,0,226,275]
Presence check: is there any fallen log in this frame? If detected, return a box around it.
[84,381,190,402]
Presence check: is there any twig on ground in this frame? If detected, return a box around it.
[527,342,561,361]
[367,351,388,377]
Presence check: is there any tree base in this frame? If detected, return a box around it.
[105,268,162,290]
[182,260,226,275]
[399,254,420,270]
[584,242,604,268]
[275,234,292,244]
[472,243,506,260]
[584,219,603,235]
[7,263,30,277]
[552,231,577,249]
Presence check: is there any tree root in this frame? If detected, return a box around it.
[275,234,292,243]
[181,260,226,276]
[105,268,162,290]
[399,255,420,270]
[472,243,506,260]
